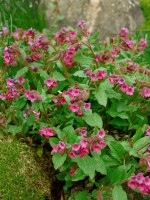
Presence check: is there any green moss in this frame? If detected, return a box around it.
[0,135,52,200]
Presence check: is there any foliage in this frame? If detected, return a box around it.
[140,0,150,30]
[0,21,150,199]
[0,0,46,31]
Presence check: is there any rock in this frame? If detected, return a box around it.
[43,0,144,39]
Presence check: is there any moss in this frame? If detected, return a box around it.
[0,134,53,200]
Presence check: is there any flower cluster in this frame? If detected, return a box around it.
[24,90,42,102]
[84,68,107,81]
[64,46,77,66]
[35,34,49,51]
[139,87,150,98]
[128,173,150,194]
[55,27,77,45]
[0,27,9,37]
[109,74,134,95]
[4,44,19,66]
[0,77,25,101]
[39,126,54,139]
[44,78,58,90]
[51,129,106,158]
[53,88,91,116]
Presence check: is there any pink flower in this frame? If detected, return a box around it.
[118,27,129,38]
[69,151,76,158]
[124,40,134,49]
[146,128,150,136]
[126,86,134,96]
[128,181,137,190]
[92,144,101,152]
[136,173,145,184]
[2,27,9,36]
[39,126,54,138]
[80,138,88,148]
[32,52,42,61]
[68,103,79,112]
[44,78,58,88]
[52,145,60,153]
[80,129,87,136]
[97,130,105,138]
[138,38,148,51]
[0,93,6,100]
[24,90,42,102]
[69,168,75,176]
[120,84,128,93]
[97,70,107,80]
[58,141,66,149]
[99,140,106,148]
[72,143,80,152]
[90,73,97,81]
[79,148,89,158]
[84,103,91,110]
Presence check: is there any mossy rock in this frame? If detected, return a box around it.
[0,134,53,200]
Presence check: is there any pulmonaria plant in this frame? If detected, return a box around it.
[0,21,150,200]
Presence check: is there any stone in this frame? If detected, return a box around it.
[43,0,144,39]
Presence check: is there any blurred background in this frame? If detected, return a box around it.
[0,0,150,34]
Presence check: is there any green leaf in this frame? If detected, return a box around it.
[106,166,128,184]
[83,112,103,129]
[112,185,127,200]
[75,191,90,200]
[7,125,22,134]
[72,168,86,181]
[130,136,150,157]
[62,125,78,144]
[132,129,144,143]
[89,32,99,43]
[95,84,107,107]
[22,114,35,134]
[52,71,65,81]
[102,155,120,167]
[12,97,27,109]
[93,154,107,175]
[74,155,95,180]
[52,153,67,170]
[39,69,49,80]
[49,137,59,146]
[108,141,126,161]
[74,53,93,65]
[15,67,28,77]
[73,70,87,78]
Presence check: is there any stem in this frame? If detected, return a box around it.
[42,103,51,124]
[81,41,99,69]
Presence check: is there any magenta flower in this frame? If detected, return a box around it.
[72,143,80,152]
[58,141,66,149]
[69,151,76,158]
[126,86,134,96]
[44,78,58,88]
[118,27,129,38]
[24,90,42,102]
[146,128,150,136]
[39,126,54,139]
[79,148,89,158]
[84,103,91,110]
[138,38,148,51]
[97,130,105,139]
[92,144,102,152]
[80,138,88,148]
[68,103,79,112]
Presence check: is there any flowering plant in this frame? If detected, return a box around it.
[0,22,150,199]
